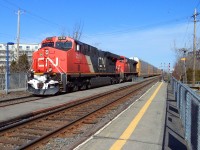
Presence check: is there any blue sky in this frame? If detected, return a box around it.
[0,0,199,68]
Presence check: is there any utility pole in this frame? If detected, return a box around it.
[192,8,199,86]
[16,9,24,60]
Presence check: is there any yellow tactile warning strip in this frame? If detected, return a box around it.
[109,82,163,150]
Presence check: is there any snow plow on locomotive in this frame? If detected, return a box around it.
[27,36,139,95]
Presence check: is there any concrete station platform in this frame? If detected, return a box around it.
[75,82,188,150]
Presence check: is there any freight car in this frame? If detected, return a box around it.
[130,57,161,77]
[27,36,138,95]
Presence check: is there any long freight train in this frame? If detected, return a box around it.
[27,36,160,95]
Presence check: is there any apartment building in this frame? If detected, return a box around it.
[0,43,40,66]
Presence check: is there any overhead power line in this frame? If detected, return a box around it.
[25,10,61,27]
[196,0,200,8]
[2,0,21,8]
[0,2,15,11]
[2,0,62,28]
[85,16,190,38]
[181,18,192,46]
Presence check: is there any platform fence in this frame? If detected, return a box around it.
[171,77,200,150]
[0,73,27,93]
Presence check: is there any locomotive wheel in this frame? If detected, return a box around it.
[86,83,91,89]
[111,78,114,84]
[73,84,79,92]
[80,84,87,90]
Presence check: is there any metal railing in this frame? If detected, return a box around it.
[0,73,27,93]
[171,77,200,150]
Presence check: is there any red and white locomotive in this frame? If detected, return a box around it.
[27,36,138,95]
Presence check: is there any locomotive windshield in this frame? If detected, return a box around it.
[56,42,72,51]
[41,42,54,48]
[119,57,124,62]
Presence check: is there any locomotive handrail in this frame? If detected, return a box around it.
[57,66,65,73]
[48,60,65,74]
[54,66,62,73]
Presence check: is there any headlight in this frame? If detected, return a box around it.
[48,67,52,72]
[45,49,49,55]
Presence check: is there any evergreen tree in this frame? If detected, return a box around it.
[10,54,30,73]
[18,54,30,72]
[10,60,18,73]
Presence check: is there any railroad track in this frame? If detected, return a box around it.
[0,96,45,107]
[0,77,159,150]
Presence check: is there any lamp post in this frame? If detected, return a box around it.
[5,42,14,94]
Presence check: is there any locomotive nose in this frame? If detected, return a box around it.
[37,48,52,72]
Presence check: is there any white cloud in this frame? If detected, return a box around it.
[83,22,193,68]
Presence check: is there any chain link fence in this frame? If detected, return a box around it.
[0,73,27,93]
[171,77,200,150]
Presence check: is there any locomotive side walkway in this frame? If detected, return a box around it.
[75,82,188,150]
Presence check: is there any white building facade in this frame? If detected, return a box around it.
[0,43,40,67]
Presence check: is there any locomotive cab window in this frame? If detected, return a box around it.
[76,44,80,51]
[119,57,124,62]
[41,42,54,48]
[56,42,72,51]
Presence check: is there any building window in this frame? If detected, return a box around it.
[26,46,30,50]
[35,46,38,49]
[19,46,23,50]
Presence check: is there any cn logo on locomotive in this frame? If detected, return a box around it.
[38,57,59,67]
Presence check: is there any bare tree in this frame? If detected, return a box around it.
[72,21,84,40]
[172,40,192,81]
[172,60,183,80]
[172,41,185,80]
[172,38,200,82]
[60,21,84,40]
